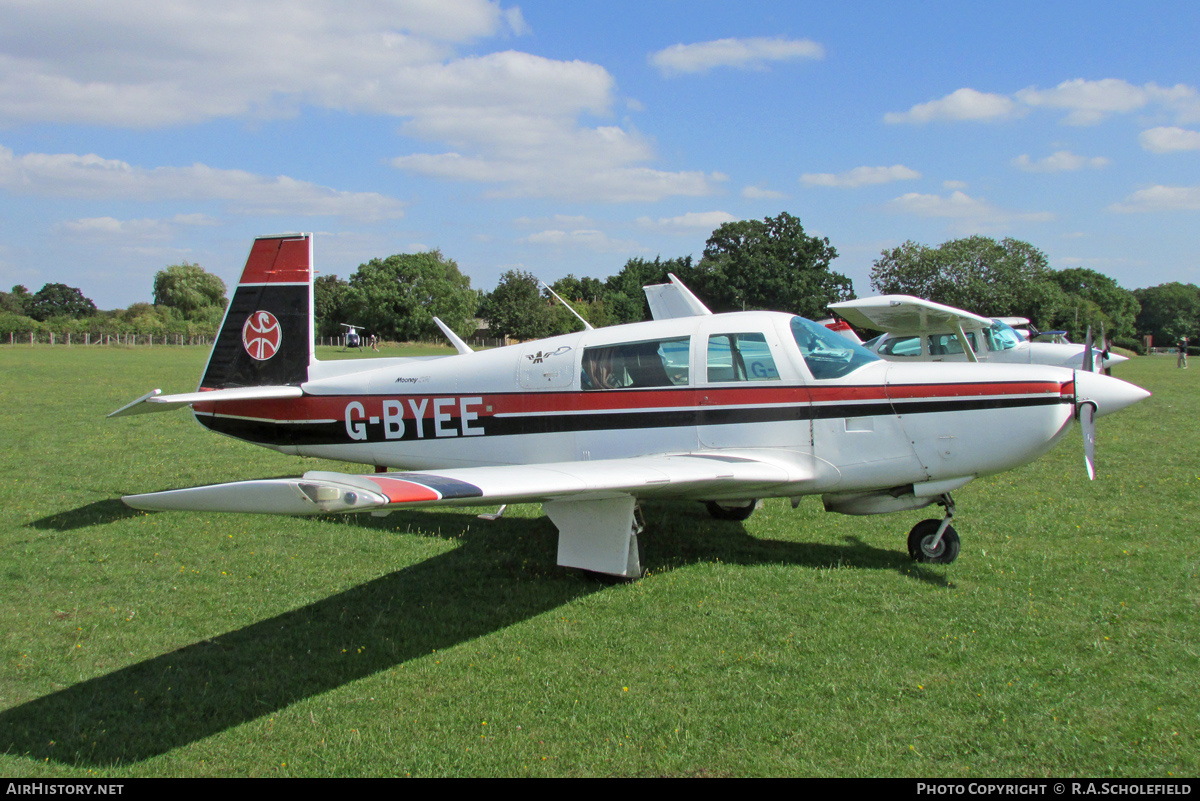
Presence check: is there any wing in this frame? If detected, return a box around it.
[122,452,806,515]
[829,295,992,335]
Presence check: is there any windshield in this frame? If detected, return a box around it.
[790,316,880,379]
[989,320,1022,351]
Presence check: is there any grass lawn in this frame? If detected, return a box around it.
[0,344,1195,777]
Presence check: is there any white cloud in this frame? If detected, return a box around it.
[1011,151,1111,172]
[523,228,639,252]
[503,6,531,36]
[1015,79,1151,125]
[801,164,920,188]
[742,185,786,199]
[884,88,1021,124]
[0,145,406,221]
[887,78,1200,127]
[943,180,968,190]
[1139,126,1200,153]
[886,190,1053,229]
[394,151,721,202]
[650,37,824,76]
[0,3,720,204]
[58,213,219,239]
[1108,185,1200,213]
[0,1,529,127]
[636,211,736,232]
[514,214,595,228]
[61,217,168,238]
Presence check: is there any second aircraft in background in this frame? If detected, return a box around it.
[829,295,1126,371]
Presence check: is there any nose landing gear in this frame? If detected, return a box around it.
[906,494,960,564]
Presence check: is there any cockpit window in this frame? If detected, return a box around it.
[879,335,922,357]
[989,320,1022,351]
[790,317,880,379]
[707,333,780,382]
[581,337,690,390]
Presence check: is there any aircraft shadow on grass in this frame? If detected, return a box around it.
[28,499,147,531]
[1,502,947,767]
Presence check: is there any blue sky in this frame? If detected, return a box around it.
[1,0,1198,310]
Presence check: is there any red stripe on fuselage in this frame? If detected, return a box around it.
[191,380,1067,423]
[879,381,1063,401]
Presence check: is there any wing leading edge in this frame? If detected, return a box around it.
[122,452,807,515]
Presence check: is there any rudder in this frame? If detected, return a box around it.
[199,233,315,390]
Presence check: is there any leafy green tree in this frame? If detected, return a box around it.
[602,256,695,325]
[480,270,554,341]
[0,285,31,316]
[27,283,97,321]
[547,274,612,334]
[871,236,1062,327]
[1046,295,1111,342]
[153,262,227,319]
[314,274,351,338]
[691,212,852,318]
[342,250,476,342]
[1047,268,1140,341]
[1133,283,1200,347]
[0,311,39,337]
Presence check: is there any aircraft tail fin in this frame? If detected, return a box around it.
[198,233,315,390]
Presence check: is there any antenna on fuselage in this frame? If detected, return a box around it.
[540,281,594,331]
[433,316,474,355]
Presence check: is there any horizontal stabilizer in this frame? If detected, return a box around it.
[108,385,304,418]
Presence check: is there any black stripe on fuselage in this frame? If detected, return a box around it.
[194,393,1068,447]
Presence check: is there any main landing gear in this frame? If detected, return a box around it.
[906,494,960,564]
[705,499,758,521]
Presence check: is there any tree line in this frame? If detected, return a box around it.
[4,212,1196,350]
[0,263,227,342]
[870,236,1200,352]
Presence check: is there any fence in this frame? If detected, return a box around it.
[316,336,508,350]
[5,331,214,346]
[8,332,505,349]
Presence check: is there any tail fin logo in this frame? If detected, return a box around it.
[242,311,282,361]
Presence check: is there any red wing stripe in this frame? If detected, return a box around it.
[361,477,442,503]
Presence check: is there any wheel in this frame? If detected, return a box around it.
[579,569,641,585]
[907,519,960,564]
[705,499,758,521]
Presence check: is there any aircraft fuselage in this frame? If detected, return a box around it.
[193,310,1083,502]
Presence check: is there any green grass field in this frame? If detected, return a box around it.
[0,344,1195,777]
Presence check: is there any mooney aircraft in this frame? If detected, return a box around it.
[110,234,1149,578]
[830,295,1127,371]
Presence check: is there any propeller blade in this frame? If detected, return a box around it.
[1082,326,1095,373]
[1081,402,1096,480]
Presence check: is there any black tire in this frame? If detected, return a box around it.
[705,500,757,521]
[907,519,960,564]
[579,569,641,585]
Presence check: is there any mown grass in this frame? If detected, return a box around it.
[0,345,1195,777]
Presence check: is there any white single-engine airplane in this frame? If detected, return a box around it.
[110,234,1149,578]
[830,295,1127,371]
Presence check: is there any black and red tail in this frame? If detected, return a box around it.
[199,233,315,390]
